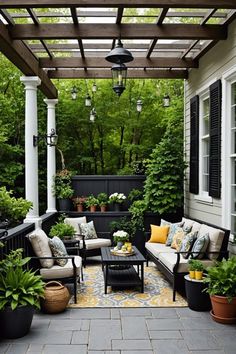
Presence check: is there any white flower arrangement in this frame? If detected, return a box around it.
[109,192,126,204]
[113,230,129,243]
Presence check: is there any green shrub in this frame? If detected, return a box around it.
[49,222,75,239]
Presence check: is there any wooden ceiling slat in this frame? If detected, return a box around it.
[48,69,188,79]
[146,8,169,58]
[40,57,198,69]
[9,23,227,40]
[0,1,236,10]
[0,21,57,98]
[70,7,85,59]
[9,11,228,19]
[0,9,15,25]
[29,42,202,51]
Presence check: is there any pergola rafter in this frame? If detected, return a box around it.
[0,1,235,99]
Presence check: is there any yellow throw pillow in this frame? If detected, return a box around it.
[149,225,170,244]
[171,229,185,250]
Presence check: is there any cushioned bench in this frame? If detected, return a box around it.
[145,217,230,301]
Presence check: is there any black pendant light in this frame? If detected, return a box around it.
[105,39,134,64]
[111,63,127,96]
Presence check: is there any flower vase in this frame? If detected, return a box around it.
[117,241,123,250]
[114,203,121,212]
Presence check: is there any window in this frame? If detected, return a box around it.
[230,81,236,242]
[199,94,210,196]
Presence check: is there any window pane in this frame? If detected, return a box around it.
[231,106,236,128]
[231,186,236,213]
[203,98,210,135]
[203,175,209,192]
[231,82,236,106]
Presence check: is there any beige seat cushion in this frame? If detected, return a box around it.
[40,255,82,279]
[82,238,111,250]
[64,216,87,234]
[198,224,224,260]
[28,228,54,268]
[145,242,175,259]
[158,252,214,273]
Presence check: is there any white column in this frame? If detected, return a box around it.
[20,76,41,227]
[44,98,58,213]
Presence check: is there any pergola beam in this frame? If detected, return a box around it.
[0,21,57,98]
[48,69,188,79]
[40,57,198,69]
[0,1,235,10]
[9,24,227,41]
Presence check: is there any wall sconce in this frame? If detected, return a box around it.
[163,94,170,107]
[71,86,78,100]
[33,128,58,147]
[85,94,92,107]
[136,99,143,113]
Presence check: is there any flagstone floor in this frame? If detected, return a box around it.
[0,307,235,354]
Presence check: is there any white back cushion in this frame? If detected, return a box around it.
[198,224,224,260]
[28,228,54,268]
[64,216,87,234]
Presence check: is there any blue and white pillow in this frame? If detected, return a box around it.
[161,219,184,246]
[190,233,210,259]
[48,236,68,266]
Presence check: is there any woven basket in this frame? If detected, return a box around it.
[41,281,70,314]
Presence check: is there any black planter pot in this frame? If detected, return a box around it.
[113,203,121,212]
[58,198,72,211]
[185,275,211,311]
[0,305,34,339]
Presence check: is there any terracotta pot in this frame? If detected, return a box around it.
[100,205,107,212]
[195,271,203,280]
[210,295,236,323]
[77,204,83,212]
[189,270,195,279]
[90,205,96,212]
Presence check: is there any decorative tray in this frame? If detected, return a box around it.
[110,249,135,257]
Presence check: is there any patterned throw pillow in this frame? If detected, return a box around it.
[171,228,185,250]
[183,225,192,234]
[160,219,184,246]
[190,233,210,259]
[178,231,198,259]
[79,221,98,240]
[48,236,68,266]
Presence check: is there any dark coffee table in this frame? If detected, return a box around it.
[101,246,145,294]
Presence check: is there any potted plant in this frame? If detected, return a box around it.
[0,186,32,227]
[203,256,236,323]
[113,230,129,250]
[53,169,74,211]
[97,192,108,212]
[0,248,45,339]
[73,196,87,212]
[108,192,126,211]
[188,259,204,280]
[85,195,99,212]
[49,222,75,240]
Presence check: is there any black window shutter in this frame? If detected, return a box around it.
[189,95,199,194]
[209,79,222,198]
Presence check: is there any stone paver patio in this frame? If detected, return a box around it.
[0,307,235,354]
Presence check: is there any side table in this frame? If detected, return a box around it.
[184,275,211,311]
[62,237,81,256]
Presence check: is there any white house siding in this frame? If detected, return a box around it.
[184,19,236,228]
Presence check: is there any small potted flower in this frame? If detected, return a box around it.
[74,196,87,212]
[109,192,126,211]
[113,230,129,250]
[97,192,108,212]
[85,195,99,212]
[188,259,204,280]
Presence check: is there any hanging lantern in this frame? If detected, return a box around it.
[85,94,92,107]
[105,39,133,64]
[136,99,143,113]
[163,94,170,107]
[111,63,127,97]
[92,83,97,93]
[71,86,78,100]
[89,108,96,122]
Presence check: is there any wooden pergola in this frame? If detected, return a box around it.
[0,1,236,99]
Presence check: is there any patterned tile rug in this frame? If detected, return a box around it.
[69,264,187,308]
